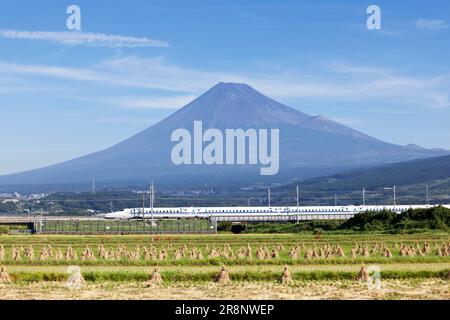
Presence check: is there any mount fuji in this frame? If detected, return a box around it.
[0,82,447,188]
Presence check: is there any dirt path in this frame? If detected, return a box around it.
[0,279,448,300]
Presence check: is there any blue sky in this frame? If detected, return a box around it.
[0,0,449,175]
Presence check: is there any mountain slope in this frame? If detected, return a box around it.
[282,155,450,191]
[0,82,447,187]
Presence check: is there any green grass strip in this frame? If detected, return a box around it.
[8,269,449,283]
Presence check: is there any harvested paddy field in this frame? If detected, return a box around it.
[0,279,448,300]
[0,233,449,300]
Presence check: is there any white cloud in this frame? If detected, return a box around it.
[328,62,390,77]
[0,62,105,81]
[113,95,198,109]
[416,19,449,31]
[83,95,198,110]
[0,57,449,109]
[329,117,360,126]
[93,116,159,124]
[0,29,169,47]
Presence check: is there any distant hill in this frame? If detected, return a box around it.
[0,82,448,189]
[283,155,450,191]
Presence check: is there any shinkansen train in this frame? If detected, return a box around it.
[103,204,450,220]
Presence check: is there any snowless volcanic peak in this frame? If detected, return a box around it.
[161,82,313,129]
[0,82,448,186]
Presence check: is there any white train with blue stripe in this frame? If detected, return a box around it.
[103,204,450,221]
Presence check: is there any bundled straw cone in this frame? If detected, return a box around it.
[0,266,11,284]
[357,265,369,282]
[280,265,293,284]
[66,266,86,289]
[215,266,230,283]
[146,268,164,287]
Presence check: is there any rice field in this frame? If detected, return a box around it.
[1,280,448,300]
[0,233,449,299]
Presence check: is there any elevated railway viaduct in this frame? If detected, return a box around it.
[0,212,356,235]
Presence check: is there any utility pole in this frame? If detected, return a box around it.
[394,185,396,207]
[363,187,366,206]
[142,193,145,221]
[268,187,271,207]
[148,182,152,209]
[426,184,430,205]
[334,194,337,206]
[92,179,96,194]
[150,181,155,226]
[296,186,300,224]
[40,210,43,234]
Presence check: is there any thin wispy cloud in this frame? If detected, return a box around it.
[93,116,160,124]
[82,95,198,110]
[329,62,450,108]
[416,19,449,31]
[0,30,169,48]
[329,117,360,126]
[0,57,449,109]
[112,95,198,109]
